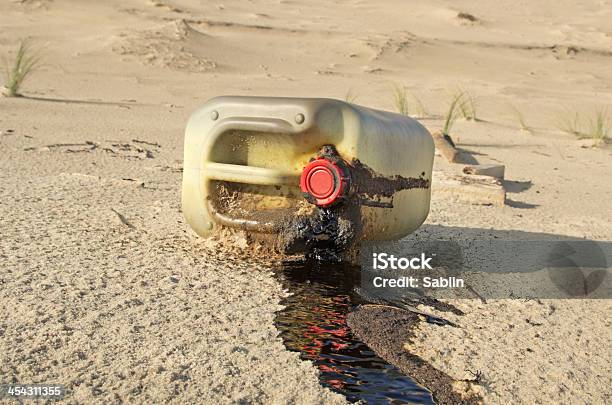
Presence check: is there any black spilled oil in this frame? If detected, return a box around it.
[274,260,434,404]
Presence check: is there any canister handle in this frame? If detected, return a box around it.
[204,162,299,186]
[203,117,302,234]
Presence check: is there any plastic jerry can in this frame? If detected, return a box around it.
[182,96,434,255]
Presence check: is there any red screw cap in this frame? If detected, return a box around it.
[300,157,350,207]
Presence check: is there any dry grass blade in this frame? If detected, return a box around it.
[2,39,40,97]
[111,208,136,229]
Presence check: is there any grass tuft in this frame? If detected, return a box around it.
[392,84,428,118]
[2,39,40,97]
[556,107,610,145]
[344,88,358,103]
[586,108,610,144]
[392,84,410,116]
[509,104,531,133]
[556,109,582,137]
[408,90,427,118]
[456,88,477,121]
[442,92,464,135]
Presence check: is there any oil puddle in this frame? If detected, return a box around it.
[274,260,434,404]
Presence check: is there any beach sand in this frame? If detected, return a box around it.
[1,0,611,403]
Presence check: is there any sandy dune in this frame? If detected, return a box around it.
[1,0,611,403]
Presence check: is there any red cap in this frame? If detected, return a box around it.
[300,157,349,207]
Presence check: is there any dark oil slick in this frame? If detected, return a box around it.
[274,259,434,404]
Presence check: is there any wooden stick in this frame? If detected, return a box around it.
[432,171,506,206]
[462,164,505,179]
[432,131,461,163]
